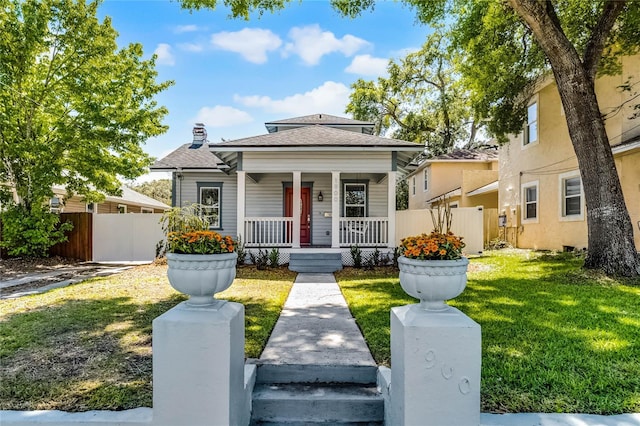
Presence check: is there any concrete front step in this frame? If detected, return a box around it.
[256,364,378,384]
[289,252,343,273]
[250,383,384,424]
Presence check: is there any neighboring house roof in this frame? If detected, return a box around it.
[466,180,499,197]
[408,148,498,178]
[611,135,640,155]
[150,143,228,172]
[209,124,423,174]
[53,185,170,210]
[113,187,170,210]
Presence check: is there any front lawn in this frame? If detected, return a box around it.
[0,264,294,411]
[336,250,640,414]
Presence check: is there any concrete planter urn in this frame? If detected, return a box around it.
[397,256,469,311]
[166,252,238,307]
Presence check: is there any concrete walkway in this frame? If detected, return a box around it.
[260,273,375,366]
[258,272,640,426]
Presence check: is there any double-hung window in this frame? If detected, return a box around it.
[198,182,222,228]
[560,172,583,219]
[423,168,429,192]
[524,102,538,146]
[344,183,366,217]
[522,181,538,222]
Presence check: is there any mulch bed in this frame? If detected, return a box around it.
[0,256,84,281]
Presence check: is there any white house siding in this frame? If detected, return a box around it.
[244,172,389,246]
[176,172,238,237]
[242,151,391,173]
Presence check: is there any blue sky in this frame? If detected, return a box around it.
[98,1,432,182]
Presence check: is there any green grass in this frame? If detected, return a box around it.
[336,250,640,414]
[0,264,294,411]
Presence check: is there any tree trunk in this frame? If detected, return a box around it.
[555,65,639,276]
[509,0,640,276]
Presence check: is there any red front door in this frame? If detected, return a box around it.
[285,187,311,245]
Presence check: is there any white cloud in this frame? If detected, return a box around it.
[192,106,253,128]
[234,81,351,116]
[178,42,205,53]
[283,24,370,66]
[154,43,175,66]
[211,28,282,64]
[174,24,202,34]
[345,54,388,76]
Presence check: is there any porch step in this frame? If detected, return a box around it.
[250,363,383,425]
[288,252,343,273]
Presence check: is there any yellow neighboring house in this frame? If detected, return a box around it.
[498,54,640,251]
[407,148,499,210]
[51,185,170,214]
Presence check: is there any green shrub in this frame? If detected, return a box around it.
[0,204,73,257]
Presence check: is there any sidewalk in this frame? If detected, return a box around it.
[259,272,640,426]
[260,272,375,366]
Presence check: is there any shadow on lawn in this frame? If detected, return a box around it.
[338,262,640,414]
[0,287,286,411]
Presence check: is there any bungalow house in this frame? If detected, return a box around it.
[51,185,170,214]
[498,54,640,251]
[151,114,423,271]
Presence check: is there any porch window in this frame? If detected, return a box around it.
[521,181,538,221]
[344,183,366,217]
[197,182,223,229]
[560,173,582,219]
[524,102,538,146]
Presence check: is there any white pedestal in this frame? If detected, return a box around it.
[390,305,481,426]
[152,301,245,426]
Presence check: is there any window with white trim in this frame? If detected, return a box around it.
[199,186,221,228]
[423,168,429,192]
[344,183,366,217]
[524,102,538,146]
[117,204,127,214]
[141,207,153,214]
[560,172,583,219]
[521,182,538,221]
[86,202,95,213]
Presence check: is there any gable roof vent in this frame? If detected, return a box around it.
[191,123,207,147]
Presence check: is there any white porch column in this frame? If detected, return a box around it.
[387,171,396,248]
[331,171,340,248]
[292,171,301,248]
[237,171,246,245]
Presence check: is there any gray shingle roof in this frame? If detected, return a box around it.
[150,143,224,170]
[265,113,373,126]
[211,125,421,149]
[434,148,499,161]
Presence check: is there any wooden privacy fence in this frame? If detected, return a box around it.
[395,207,485,255]
[50,213,93,261]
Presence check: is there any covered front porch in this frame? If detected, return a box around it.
[236,170,397,249]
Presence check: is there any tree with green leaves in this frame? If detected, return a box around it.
[347,30,480,156]
[176,0,640,276]
[0,0,171,256]
[131,179,172,206]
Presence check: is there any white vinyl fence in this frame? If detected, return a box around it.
[395,207,484,255]
[92,214,164,262]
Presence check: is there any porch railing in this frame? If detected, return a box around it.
[339,217,388,247]
[244,217,293,247]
